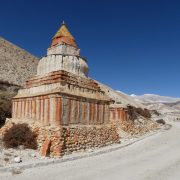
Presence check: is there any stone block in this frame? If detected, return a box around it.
[40,138,51,157]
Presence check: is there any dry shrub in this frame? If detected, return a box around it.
[0,107,11,127]
[127,105,151,120]
[127,106,137,120]
[3,123,37,149]
[0,82,20,127]
[156,119,166,125]
[151,110,161,116]
[136,108,151,118]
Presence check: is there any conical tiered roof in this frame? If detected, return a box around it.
[51,22,77,48]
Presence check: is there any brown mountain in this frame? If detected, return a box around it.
[0,37,39,86]
[0,37,39,126]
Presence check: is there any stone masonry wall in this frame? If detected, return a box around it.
[35,124,120,157]
[59,125,120,156]
[0,121,120,157]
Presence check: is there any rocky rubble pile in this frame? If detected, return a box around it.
[119,116,159,136]
[118,106,159,137]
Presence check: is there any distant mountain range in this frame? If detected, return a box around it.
[97,83,180,115]
[131,94,180,103]
[130,94,180,114]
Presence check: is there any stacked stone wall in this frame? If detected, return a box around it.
[0,121,120,157]
[36,124,120,157]
[59,125,120,155]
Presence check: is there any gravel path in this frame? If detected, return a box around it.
[0,120,179,180]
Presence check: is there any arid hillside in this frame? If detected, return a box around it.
[97,81,144,108]
[0,37,39,86]
[0,37,39,126]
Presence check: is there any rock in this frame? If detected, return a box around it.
[14,156,22,163]
[18,145,25,150]
[11,168,23,175]
[40,138,51,157]
[31,153,36,157]
[156,119,166,125]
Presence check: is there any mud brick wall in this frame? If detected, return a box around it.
[110,107,128,122]
[12,94,110,127]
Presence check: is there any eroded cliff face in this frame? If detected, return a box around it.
[0,37,39,125]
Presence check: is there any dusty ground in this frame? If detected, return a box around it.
[0,148,41,167]
[0,119,179,180]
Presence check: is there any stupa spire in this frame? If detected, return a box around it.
[51,21,77,48]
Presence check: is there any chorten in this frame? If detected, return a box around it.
[11,22,120,157]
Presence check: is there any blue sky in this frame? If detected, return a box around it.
[0,0,180,97]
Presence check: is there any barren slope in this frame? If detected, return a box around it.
[0,37,39,125]
[0,37,39,86]
[97,81,144,108]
